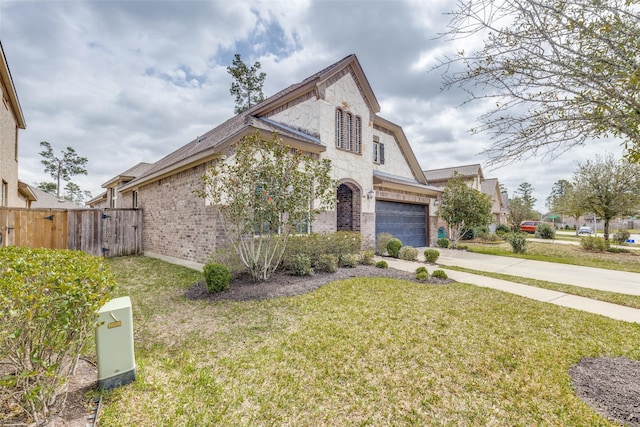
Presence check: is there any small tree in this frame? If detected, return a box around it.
[199,131,336,281]
[572,154,640,245]
[550,183,586,235]
[227,53,267,114]
[39,141,88,198]
[506,196,529,230]
[438,174,493,248]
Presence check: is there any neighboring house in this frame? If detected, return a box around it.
[423,164,506,231]
[480,178,507,230]
[0,41,32,208]
[29,187,83,209]
[112,54,441,265]
[88,162,153,209]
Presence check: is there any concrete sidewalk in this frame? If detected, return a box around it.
[382,254,640,324]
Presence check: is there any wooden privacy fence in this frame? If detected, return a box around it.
[0,208,142,257]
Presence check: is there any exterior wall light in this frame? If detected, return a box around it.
[367,189,375,199]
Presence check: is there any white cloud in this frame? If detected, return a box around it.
[0,0,629,212]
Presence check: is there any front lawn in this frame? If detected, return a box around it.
[463,241,640,273]
[98,256,640,426]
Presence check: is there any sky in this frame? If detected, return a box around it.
[0,0,626,212]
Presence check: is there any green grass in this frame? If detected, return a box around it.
[445,265,640,310]
[464,241,640,273]
[96,256,640,426]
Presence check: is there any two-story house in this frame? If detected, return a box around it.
[107,54,441,265]
[0,41,34,208]
[423,164,507,232]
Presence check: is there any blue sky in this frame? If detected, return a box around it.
[0,0,625,210]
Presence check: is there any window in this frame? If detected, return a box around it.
[110,187,117,208]
[373,137,385,164]
[335,108,361,153]
[1,180,7,207]
[335,109,342,148]
[133,190,139,208]
[14,125,18,162]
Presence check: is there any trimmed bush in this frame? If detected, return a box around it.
[399,246,418,261]
[535,223,555,239]
[415,266,428,274]
[315,254,338,273]
[436,237,450,248]
[507,232,528,254]
[432,269,448,279]
[581,236,606,252]
[339,253,359,268]
[387,238,403,258]
[375,260,388,268]
[607,247,630,253]
[423,249,440,263]
[416,271,429,282]
[283,232,362,268]
[359,250,376,265]
[289,254,313,276]
[495,224,511,235]
[203,263,232,293]
[375,232,394,255]
[208,242,247,278]
[613,229,630,245]
[461,228,476,240]
[0,247,116,423]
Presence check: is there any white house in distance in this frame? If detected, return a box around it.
[101,54,443,265]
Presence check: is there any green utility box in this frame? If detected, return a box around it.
[96,296,136,390]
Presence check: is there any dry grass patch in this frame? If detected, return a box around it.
[97,256,640,426]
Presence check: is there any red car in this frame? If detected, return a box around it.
[519,220,553,234]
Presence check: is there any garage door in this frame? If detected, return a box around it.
[375,200,427,247]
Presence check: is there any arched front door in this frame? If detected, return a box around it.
[336,182,361,232]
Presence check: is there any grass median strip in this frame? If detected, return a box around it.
[442,265,640,310]
[94,256,640,426]
[464,241,640,273]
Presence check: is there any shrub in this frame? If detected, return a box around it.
[461,228,476,240]
[507,232,528,254]
[613,229,631,245]
[315,254,338,273]
[436,238,450,248]
[376,260,388,268]
[423,249,440,263]
[289,254,313,276]
[607,247,630,254]
[415,266,428,274]
[416,271,429,282]
[495,224,511,235]
[375,232,394,255]
[283,232,362,268]
[535,223,556,239]
[399,246,418,261]
[432,269,448,279]
[387,238,403,258]
[581,236,606,252]
[0,247,116,423]
[359,250,376,265]
[203,263,232,293]
[339,253,359,268]
[208,242,246,278]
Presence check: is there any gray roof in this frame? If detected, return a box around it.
[481,178,499,195]
[423,164,483,182]
[125,55,370,189]
[30,187,83,209]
